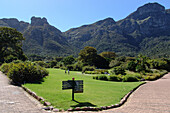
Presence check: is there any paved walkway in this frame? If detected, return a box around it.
[102,72,170,113]
[0,72,47,113]
[1,71,170,113]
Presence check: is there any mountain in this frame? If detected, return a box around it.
[64,3,170,57]
[0,17,76,56]
[0,2,170,58]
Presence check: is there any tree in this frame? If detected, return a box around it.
[0,27,27,63]
[78,46,97,66]
[62,55,75,66]
[78,46,109,68]
[127,61,137,71]
[100,51,117,60]
[135,55,150,72]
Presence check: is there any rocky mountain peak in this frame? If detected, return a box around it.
[31,16,49,26]
[127,3,166,20]
[136,3,165,14]
[95,17,116,26]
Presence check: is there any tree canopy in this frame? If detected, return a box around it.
[100,51,117,59]
[0,27,27,63]
[78,46,109,68]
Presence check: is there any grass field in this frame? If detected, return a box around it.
[23,69,144,110]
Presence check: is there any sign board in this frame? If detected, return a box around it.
[62,79,83,100]
[74,80,83,93]
[62,80,74,90]
[62,80,83,93]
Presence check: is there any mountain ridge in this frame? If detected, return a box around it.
[0,2,169,57]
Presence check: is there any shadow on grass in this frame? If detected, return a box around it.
[10,78,46,86]
[71,100,96,108]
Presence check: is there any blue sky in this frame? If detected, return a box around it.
[1,0,170,32]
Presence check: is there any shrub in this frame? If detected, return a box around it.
[108,75,122,81]
[67,65,74,70]
[97,75,108,81]
[95,69,109,74]
[72,62,86,71]
[127,61,137,71]
[109,60,121,68]
[122,75,139,82]
[49,60,58,68]
[85,71,95,74]
[112,66,126,75]
[85,70,109,74]
[7,62,49,85]
[0,63,12,74]
[93,76,98,80]
[82,66,95,73]
[53,66,60,68]
[34,61,47,67]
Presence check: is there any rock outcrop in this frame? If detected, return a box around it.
[31,16,49,26]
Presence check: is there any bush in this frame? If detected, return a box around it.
[53,66,60,68]
[145,73,160,81]
[145,69,168,81]
[127,61,137,71]
[108,75,122,81]
[7,62,49,85]
[112,66,126,75]
[93,76,98,80]
[72,61,85,71]
[82,66,95,73]
[93,75,108,81]
[122,75,139,82]
[34,61,47,67]
[98,75,108,81]
[67,65,74,70]
[85,69,109,74]
[85,71,96,74]
[109,60,121,68]
[0,63,12,74]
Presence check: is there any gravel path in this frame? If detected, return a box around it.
[101,72,170,113]
[0,72,47,113]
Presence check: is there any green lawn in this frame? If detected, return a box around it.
[23,69,143,110]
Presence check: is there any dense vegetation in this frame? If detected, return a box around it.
[0,27,27,64]
[0,61,49,85]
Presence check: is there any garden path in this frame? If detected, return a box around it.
[0,72,47,113]
[101,72,170,113]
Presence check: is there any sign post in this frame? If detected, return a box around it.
[72,78,75,101]
[62,78,83,101]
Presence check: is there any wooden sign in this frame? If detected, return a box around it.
[62,78,84,100]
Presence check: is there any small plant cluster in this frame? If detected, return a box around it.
[93,74,139,82]
[93,68,168,82]
[144,69,168,81]
[84,69,108,74]
[0,61,49,85]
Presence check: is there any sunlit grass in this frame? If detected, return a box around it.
[23,69,143,110]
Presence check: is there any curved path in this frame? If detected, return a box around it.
[0,72,47,113]
[102,73,170,113]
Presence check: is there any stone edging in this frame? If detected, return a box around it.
[21,82,146,112]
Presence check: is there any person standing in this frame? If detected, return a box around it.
[68,69,70,74]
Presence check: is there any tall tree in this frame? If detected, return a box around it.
[0,27,27,63]
[78,46,109,68]
[78,46,97,66]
